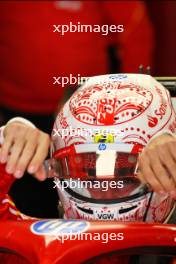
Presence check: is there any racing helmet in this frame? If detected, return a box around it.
[50,74,176,222]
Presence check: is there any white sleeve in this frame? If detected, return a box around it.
[0,117,36,145]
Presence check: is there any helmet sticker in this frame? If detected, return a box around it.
[93,132,115,143]
[98,143,106,151]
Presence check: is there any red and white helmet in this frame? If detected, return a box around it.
[51,74,176,222]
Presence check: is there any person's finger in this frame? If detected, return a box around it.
[5,139,25,175]
[167,140,176,162]
[28,133,50,174]
[138,151,165,193]
[13,134,39,178]
[137,170,146,183]
[148,148,176,193]
[165,141,176,186]
[34,165,47,181]
[0,122,27,163]
[156,144,176,186]
[0,133,14,163]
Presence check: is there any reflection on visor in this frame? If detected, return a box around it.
[44,144,151,207]
[44,150,149,201]
[43,143,146,201]
[44,151,138,180]
[60,177,149,200]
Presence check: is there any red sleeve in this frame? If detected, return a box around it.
[101,1,154,73]
[0,163,23,220]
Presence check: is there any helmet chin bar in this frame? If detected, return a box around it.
[57,182,174,223]
[60,188,153,222]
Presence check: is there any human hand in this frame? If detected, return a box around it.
[0,121,50,181]
[137,133,176,199]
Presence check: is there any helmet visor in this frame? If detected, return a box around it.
[45,143,148,201]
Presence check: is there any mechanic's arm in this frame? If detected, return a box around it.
[0,117,50,181]
[137,133,176,199]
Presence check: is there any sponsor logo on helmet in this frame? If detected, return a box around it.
[95,211,115,220]
[31,220,89,235]
[98,143,106,150]
[97,213,115,220]
[109,74,127,80]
